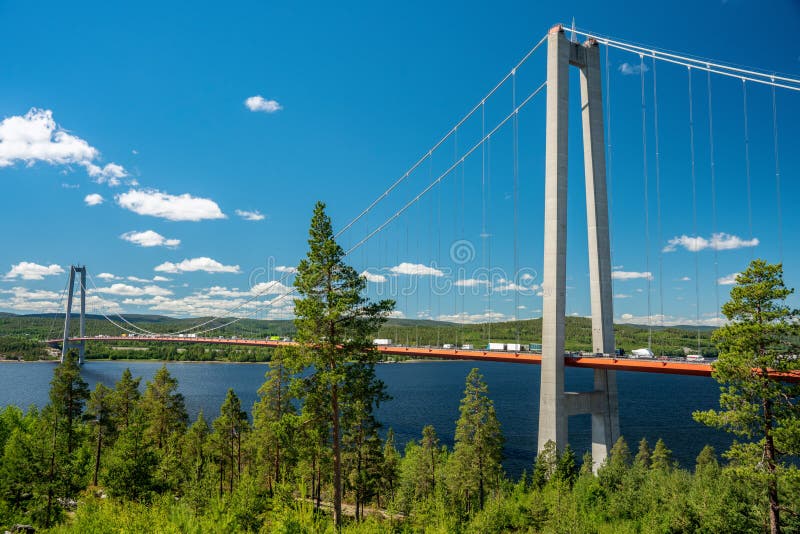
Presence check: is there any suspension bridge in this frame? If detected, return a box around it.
[41,24,798,467]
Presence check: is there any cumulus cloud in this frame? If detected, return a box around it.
[152,276,170,282]
[84,193,104,206]
[436,311,509,324]
[154,257,241,274]
[619,62,649,75]
[116,189,226,222]
[361,271,387,283]
[83,161,127,186]
[0,108,126,184]
[275,265,298,274]
[126,276,150,283]
[611,271,653,281]
[663,232,759,253]
[235,209,265,221]
[4,262,64,280]
[617,312,724,327]
[120,230,180,248]
[718,273,739,285]
[94,283,173,297]
[454,278,490,287]
[389,262,444,277]
[96,272,119,280]
[245,96,283,113]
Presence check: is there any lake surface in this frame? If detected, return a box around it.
[0,360,729,476]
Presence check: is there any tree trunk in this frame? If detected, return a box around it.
[331,383,342,527]
[764,397,781,534]
[93,429,102,486]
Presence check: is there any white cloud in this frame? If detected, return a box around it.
[0,287,60,300]
[617,312,724,327]
[0,108,126,184]
[614,293,631,299]
[84,193,104,206]
[95,283,173,297]
[619,62,649,75]
[82,161,127,186]
[154,257,241,274]
[245,95,283,113]
[663,233,759,253]
[116,189,226,222]
[389,262,444,277]
[611,271,652,281]
[120,230,180,248]
[718,273,739,286]
[436,311,509,324]
[275,265,298,274]
[152,275,170,282]
[361,271,387,283]
[96,272,119,280]
[454,278,490,287]
[235,209,265,221]
[126,276,150,283]
[680,276,691,281]
[4,262,64,280]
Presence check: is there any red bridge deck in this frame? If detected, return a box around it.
[49,336,800,382]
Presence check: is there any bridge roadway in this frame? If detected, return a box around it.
[52,336,800,381]
[50,335,798,380]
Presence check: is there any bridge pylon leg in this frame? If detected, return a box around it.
[61,265,87,365]
[538,25,619,471]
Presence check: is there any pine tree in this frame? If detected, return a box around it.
[449,368,504,512]
[140,365,188,450]
[86,383,114,486]
[252,350,297,493]
[212,389,249,494]
[694,445,718,474]
[379,428,400,506]
[291,201,394,526]
[634,437,651,469]
[49,352,89,455]
[109,368,141,433]
[650,438,673,471]
[693,260,800,534]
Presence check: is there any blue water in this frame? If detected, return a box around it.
[0,360,728,476]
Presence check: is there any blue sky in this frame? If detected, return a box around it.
[1,0,798,329]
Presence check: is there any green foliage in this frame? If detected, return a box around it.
[448,368,504,513]
[693,259,800,533]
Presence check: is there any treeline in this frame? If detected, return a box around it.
[83,342,276,363]
[1,356,797,533]
[376,317,716,356]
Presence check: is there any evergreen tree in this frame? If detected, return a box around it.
[49,352,89,455]
[555,444,578,486]
[419,425,441,496]
[291,201,394,526]
[140,365,188,450]
[693,260,800,534]
[252,351,297,493]
[634,437,652,469]
[182,411,212,513]
[212,389,249,495]
[448,368,504,512]
[86,383,114,486]
[532,440,559,489]
[103,409,157,501]
[109,368,141,432]
[379,428,400,506]
[694,445,718,474]
[650,438,673,471]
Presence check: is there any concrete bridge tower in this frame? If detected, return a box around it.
[61,265,87,364]
[538,25,619,469]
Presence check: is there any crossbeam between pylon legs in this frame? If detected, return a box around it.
[538,26,619,471]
